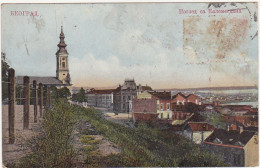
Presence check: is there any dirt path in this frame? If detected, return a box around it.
[2,105,42,166]
[97,108,135,128]
[73,120,120,167]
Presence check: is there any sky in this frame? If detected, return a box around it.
[1,3,258,89]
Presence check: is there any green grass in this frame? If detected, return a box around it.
[9,99,76,168]
[72,105,227,167]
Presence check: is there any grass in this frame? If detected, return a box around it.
[8,99,76,168]
[72,105,227,167]
[7,100,227,167]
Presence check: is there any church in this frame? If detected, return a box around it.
[16,26,72,88]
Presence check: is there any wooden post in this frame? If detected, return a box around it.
[33,80,38,123]
[45,85,50,108]
[8,68,15,144]
[23,76,30,129]
[39,83,43,117]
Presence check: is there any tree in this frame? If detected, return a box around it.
[71,88,87,103]
[57,87,71,99]
[50,86,71,99]
[2,52,10,100]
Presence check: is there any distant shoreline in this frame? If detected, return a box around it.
[72,86,258,91]
[155,86,258,91]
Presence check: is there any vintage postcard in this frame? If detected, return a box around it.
[1,1,258,167]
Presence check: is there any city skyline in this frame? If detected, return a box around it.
[2,3,258,89]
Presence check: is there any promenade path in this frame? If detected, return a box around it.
[2,105,42,165]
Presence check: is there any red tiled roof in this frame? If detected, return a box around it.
[132,98,157,113]
[149,91,171,100]
[141,86,153,91]
[187,122,215,132]
[87,89,115,94]
[171,92,187,100]
[186,94,199,98]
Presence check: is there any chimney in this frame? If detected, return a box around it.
[239,126,243,134]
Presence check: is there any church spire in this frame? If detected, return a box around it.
[56,26,67,54]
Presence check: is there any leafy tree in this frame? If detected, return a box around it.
[71,88,87,103]
[2,52,10,100]
[50,86,71,100]
[57,87,71,99]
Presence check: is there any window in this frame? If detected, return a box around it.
[62,58,65,60]
[123,96,125,101]
[128,96,131,100]
[167,103,170,110]
[161,103,164,110]
[167,113,169,119]
[161,113,163,118]
[123,104,125,109]
[62,62,65,68]
[157,104,160,110]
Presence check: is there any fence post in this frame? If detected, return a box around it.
[33,80,38,123]
[23,76,30,129]
[45,85,50,108]
[39,83,43,117]
[8,68,15,144]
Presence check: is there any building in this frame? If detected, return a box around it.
[86,89,114,109]
[113,79,152,113]
[203,129,259,167]
[183,122,215,144]
[172,102,201,120]
[120,79,137,113]
[16,26,71,88]
[132,98,158,123]
[171,92,201,105]
[149,91,172,119]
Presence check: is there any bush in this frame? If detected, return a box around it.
[13,98,76,168]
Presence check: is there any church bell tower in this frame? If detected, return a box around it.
[56,26,71,84]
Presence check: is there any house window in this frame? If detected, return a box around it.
[167,103,170,110]
[128,96,131,100]
[123,104,125,109]
[167,113,169,119]
[62,62,65,68]
[123,96,125,101]
[161,113,163,118]
[161,103,164,110]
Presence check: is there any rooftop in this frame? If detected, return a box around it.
[187,122,215,132]
[149,91,171,100]
[16,76,66,86]
[204,129,256,147]
[87,89,115,94]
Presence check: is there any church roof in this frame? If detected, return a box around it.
[16,76,68,86]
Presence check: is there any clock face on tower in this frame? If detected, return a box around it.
[56,26,70,84]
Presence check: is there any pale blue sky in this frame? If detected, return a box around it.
[1,3,258,89]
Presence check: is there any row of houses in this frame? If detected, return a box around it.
[86,79,153,111]
[82,79,258,167]
[132,91,201,121]
[131,90,258,167]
